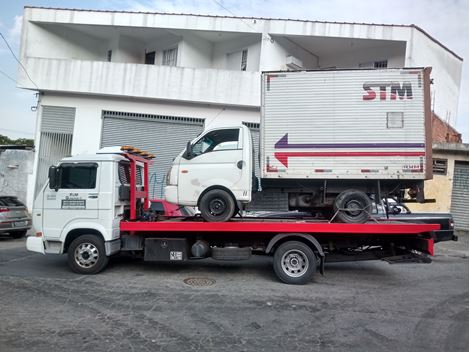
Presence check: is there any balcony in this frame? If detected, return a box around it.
[17,57,260,107]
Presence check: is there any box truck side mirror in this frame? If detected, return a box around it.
[182,141,194,160]
[48,166,60,191]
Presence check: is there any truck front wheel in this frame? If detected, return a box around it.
[199,189,236,222]
[67,235,109,274]
[273,241,316,285]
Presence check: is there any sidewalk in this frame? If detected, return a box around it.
[435,230,469,258]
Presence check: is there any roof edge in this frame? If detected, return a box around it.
[23,6,463,61]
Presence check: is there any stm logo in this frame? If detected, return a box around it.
[363,81,413,101]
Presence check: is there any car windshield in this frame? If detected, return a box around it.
[0,197,24,207]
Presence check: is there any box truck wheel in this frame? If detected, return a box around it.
[334,189,371,224]
[273,241,316,285]
[199,189,235,222]
[67,235,109,274]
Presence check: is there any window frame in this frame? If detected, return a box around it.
[57,163,98,190]
[432,158,448,175]
[162,47,178,66]
[190,128,242,158]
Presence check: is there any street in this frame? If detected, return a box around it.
[0,234,468,352]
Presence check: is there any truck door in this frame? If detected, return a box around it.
[178,127,250,205]
[42,163,99,239]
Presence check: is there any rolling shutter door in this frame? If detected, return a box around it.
[450,161,469,230]
[101,111,204,198]
[35,106,75,196]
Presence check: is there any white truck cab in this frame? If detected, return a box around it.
[27,150,130,269]
[165,125,253,222]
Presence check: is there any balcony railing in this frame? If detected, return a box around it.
[18,57,260,107]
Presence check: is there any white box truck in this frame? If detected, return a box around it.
[165,68,432,223]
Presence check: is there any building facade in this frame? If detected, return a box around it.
[407,143,469,230]
[17,7,463,207]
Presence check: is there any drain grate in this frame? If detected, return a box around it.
[183,277,216,287]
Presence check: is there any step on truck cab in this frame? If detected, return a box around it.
[27,146,445,284]
[165,68,433,223]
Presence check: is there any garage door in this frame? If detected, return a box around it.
[101,111,204,198]
[450,161,469,230]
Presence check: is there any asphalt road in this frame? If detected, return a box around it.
[0,234,468,352]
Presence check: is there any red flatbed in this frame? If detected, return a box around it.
[120,219,440,235]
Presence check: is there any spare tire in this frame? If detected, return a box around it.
[334,189,371,224]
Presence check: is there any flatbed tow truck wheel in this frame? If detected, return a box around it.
[334,189,371,224]
[67,235,109,274]
[200,189,236,222]
[273,241,316,285]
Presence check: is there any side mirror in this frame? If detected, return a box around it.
[182,140,194,160]
[48,166,59,191]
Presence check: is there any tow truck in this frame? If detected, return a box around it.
[27,146,445,284]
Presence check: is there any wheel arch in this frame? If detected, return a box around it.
[63,228,105,253]
[197,185,238,210]
[266,233,324,256]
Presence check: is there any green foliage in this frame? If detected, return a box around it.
[0,134,34,147]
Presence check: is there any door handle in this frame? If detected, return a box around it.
[88,194,98,199]
[237,160,243,169]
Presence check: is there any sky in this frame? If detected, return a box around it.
[0,0,468,141]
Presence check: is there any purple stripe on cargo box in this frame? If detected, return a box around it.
[274,134,425,149]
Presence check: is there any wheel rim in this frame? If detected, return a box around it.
[281,249,309,278]
[74,243,99,268]
[209,197,226,215]
[344,199,363,217]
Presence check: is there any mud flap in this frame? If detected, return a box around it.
[319,255,325,275]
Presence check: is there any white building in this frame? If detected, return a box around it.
[17,6,463,207]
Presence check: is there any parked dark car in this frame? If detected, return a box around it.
[375,206,456,243]
[0,196,32,238]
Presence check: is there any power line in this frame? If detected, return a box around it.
[211,0,258,32]
[0,68,16,83]
[0,32,39,89]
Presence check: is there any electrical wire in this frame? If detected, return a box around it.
[0,32,39,89]
[211,0,258,32]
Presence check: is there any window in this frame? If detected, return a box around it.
[145,51,156,65]
[59,164,97,189]
[374,60,388,68]
[0,197,24,207]
[107,50,112,62]
[241,49,248,71]
[162,47,178,66]
[433,159,448,175]
[386,112,404,129]
[191,129,240,157]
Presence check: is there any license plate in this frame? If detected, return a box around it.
[14,221,27,227]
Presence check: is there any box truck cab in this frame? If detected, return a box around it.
[165,125,253,222]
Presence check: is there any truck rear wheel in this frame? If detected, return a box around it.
[273,241,316,285]
[334,189,371,224]
[199,189,235,222]
[67,235,109,274]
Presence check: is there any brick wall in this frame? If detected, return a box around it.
[432,114,462,143]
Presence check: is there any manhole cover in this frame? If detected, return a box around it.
[183,277,216,287]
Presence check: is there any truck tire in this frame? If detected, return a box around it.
[273,241,316,285]
[9,230,27,239]
[199,189,235,222]
[334,189,371,224]
[67,235,109,274]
